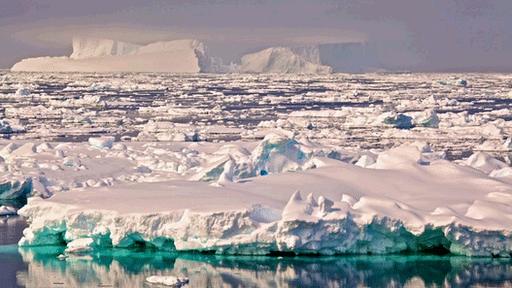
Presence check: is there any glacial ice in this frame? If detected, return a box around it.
[0,205,17,216]
[383,114,414,129]
[239,47,332,74]
[238,42,379,73]
[3,72,512,258]
[11,38,217,73]
[0,120,13,134]
[11,37,380,73]
[16,141,512,257]
[192,132,334,182]
[88,136,115,149]
[0,177,32,200]
[70,37,140,60]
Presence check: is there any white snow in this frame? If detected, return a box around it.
[16,139,512,257]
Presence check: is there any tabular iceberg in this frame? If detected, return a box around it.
[11,38,380,73]
[11,38,217,73]
[16,139,512,257]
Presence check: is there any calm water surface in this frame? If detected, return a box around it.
[1,247,512,287]
[2,217,512,287]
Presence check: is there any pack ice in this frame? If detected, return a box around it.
[14,134,512,257]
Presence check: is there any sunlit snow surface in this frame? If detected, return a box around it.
[3,71,512,257]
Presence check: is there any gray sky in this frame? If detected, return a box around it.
[1,0,512,71]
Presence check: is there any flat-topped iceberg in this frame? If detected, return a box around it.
[11,38,381,73]
[17,143,512,257]
[239,47,332,74]
[11,38,217,73]
[238,42,379,73]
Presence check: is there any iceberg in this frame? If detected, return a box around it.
[17,144,512,257]
[88,136,115,150]
[0,120,13,134]
[11,38,381,73]
[238,42,380,73]
[413,109,440,128]
[0,177,32,200]
[239,47,332,74]
[0,205,17,216]
[11,38,217,73]
[383,114,414,129]
[70,37,140,59]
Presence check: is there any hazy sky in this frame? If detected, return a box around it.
[1,0,512,71]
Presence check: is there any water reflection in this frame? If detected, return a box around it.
[0,216,26,246]
[0,247,508,287]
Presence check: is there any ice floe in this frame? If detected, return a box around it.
[146,275,189,287]
[15,140,512,257]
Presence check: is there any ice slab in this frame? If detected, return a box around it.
[18,144,512,257]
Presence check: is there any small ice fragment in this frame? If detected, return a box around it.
[145,275,189,287]
[88,136,115,149]
[0,205,17,216]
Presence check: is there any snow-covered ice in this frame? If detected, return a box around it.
[0,177,32,200]
[2,71,512,257]
[13,138,512,257]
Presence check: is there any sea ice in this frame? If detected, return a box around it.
[0,120,13,134]
[0,177,32,200]
[145,275,189,287]
[88,137,115,149]
[17,142,512,257]
[0,205,17,216]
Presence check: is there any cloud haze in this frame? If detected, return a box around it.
[1,0,511,71]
